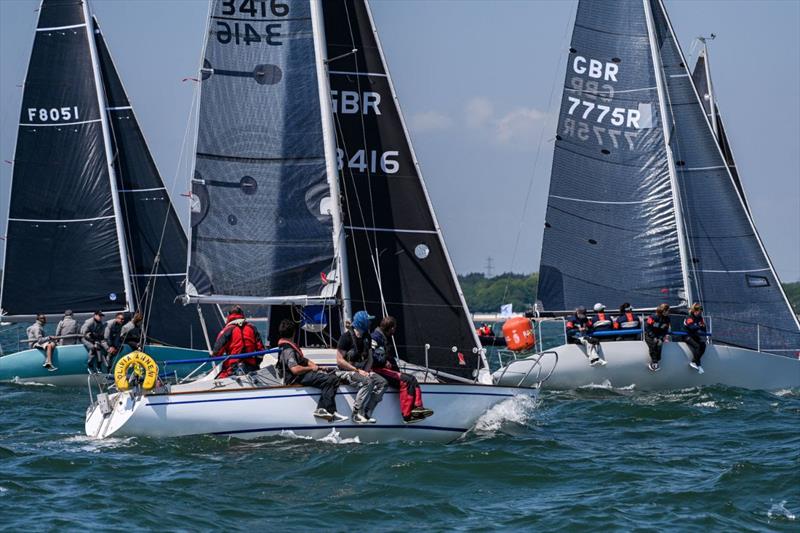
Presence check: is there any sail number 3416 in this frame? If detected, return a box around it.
[217,0,289,46]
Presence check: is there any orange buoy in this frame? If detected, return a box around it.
[502,317,536,352]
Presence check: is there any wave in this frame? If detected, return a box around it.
[767,500,797,521]
[472,394,539,433]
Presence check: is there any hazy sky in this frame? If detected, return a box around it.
[1,0,798,281]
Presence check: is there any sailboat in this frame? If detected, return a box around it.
[495,0,800,391]
[0,0,216,386]
[85,0,549,444]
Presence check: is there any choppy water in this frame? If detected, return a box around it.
[0,382,797,531]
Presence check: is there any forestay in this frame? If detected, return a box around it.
[1,0,128,317]
[188,0,335,302]
[650,0,800,353]
[538,0,684,311]
[323,0,483,379]
[94,18,207,348]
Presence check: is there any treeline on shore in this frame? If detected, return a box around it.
[458,272,800,315]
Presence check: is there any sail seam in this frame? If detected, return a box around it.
[130,273,187,277]
[345,225,437,234]
[9,215,114,223]
[118,187,166,193]
[106,106,132,111]
[681,165,726,171]
[37,23,86,32]
[693,268,770,274]
[20,119,101,127]
[549,194,666,205]
[329,70,386,78]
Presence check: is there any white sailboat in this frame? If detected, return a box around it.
[86,0,549,443]
[495,0,799,391]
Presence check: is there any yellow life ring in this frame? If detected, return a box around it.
[114,351,159,391]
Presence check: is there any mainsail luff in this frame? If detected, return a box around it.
[650,0,800,352]
[1,0,129,317]
[93,17,206,348]
[537,0,685,312]
[323,0,484,379]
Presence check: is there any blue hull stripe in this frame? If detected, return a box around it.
[212,424,467,436]
[147,389,515,407]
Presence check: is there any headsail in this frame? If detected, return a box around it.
[537,0,685,311]
[94,18,206,348]
[690,48,748,213]
[187,0,335,304]
[649,0,800,353]
[323,0,483,379]
[1,0,129,318]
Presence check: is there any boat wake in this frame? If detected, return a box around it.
[279,429,361,445]
[472,394,539,434]
[63,434,136,452]
[10,377,55,387]
[577,380,636,392]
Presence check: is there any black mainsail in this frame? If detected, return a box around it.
[323,0,483,379]
[537,0,799,354]
[537,0,686,312]
[94,18,206,348]
[1,0,131,318]
[188,0,336,304]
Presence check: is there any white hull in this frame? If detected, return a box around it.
[86,380,536,444]
[494,340,800,391]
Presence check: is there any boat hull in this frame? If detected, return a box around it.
[0,344,210,387]
[86,383,537,443]
[493,340,800,391]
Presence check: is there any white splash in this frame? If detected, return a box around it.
[768,500,796,521]
[318,428,360,445]
[0,486,8,496]
[693,401,718,409]
[474,394,539,433]
[577,380,636,392]
[11,377,55,387]
[62,434,135,452]
[773,389,797,398]
[278,430,313,441]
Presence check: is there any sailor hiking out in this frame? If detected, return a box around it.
[336,310,387,424]
[27,314,56,371]
[120,312,143,351]
[684,303,707,374]
[81,311,107,374]
[566,306,604,367]
[644,304,671,372]
[212,306,265,378]
[55,310,79,345]
[276,319,347,422]
[614,303,640,339]
[371,316,434,423]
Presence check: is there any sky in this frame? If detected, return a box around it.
[1,0,798,282]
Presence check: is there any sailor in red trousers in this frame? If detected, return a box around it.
[370,316,434,423]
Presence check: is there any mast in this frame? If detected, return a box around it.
[642,0,693,306]
[699,37,719,139]
[83,0,134,311]
[310,0,352,322]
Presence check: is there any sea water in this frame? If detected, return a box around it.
[0,382,797,531]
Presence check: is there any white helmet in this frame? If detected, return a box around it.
[593,303,605,312]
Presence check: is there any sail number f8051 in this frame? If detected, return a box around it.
[27,107,79,122]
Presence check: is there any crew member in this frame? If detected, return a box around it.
[28,313,56,371]
[120,312,144,351]
[277,319,346,422]
[683,303,707,374]
[371,316,433,423]
[212,305,265,378]
[566,306,603,366]
[81,311,107,373]
[103,312,126,372]
[336,310,387,424]
[614,302,640,337]
[477,323,493,337]
[55,310,78,345]
[644,303,671,371]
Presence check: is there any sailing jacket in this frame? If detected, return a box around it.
[566,315,592,338]
[81,317,105,343]
[104,320,124,350]
[645,314,670,338]
[213,312,264,377]
[592,312,614,332]
[684,314,707,338]
[26,320,49,346]
[55,316,78,345]
[370,327,396,370]
[337,329,372,370]
[615,312,640,330]
[120,321,142,347]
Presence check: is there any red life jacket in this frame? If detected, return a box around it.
[593,312,613,331]
[215,313,264,377]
